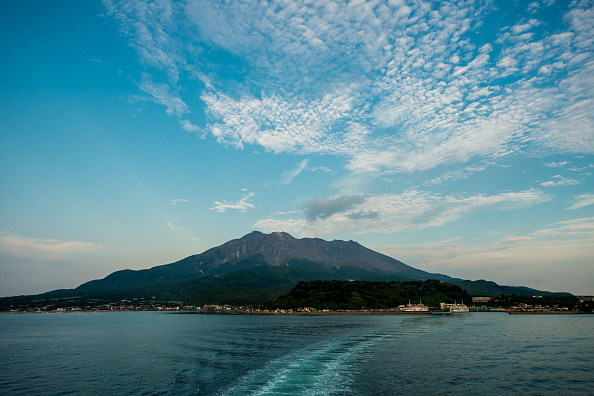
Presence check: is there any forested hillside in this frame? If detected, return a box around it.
[268,279,470,310]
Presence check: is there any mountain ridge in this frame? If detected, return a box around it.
[1,231,572,305]
[75,231,453,293]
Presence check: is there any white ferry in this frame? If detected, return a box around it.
[445,301,469,313]
[402,300,429,312]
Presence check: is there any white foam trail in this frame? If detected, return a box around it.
[218,333,387,396]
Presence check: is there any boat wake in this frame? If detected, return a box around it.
[217,332,387,395]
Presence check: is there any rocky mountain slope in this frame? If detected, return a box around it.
[1,231,569,306]
[76,231,453,293]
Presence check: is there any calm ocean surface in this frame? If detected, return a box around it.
[1,312,592,395]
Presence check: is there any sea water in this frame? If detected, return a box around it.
[0,312,592,395]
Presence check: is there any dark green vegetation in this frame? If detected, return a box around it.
[268,280,470,310]
[489,294,580,310]
[449,279,571,297]
[0,231,573,310]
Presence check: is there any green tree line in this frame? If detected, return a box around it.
[266,279,470,310]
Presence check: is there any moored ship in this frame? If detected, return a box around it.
[440,301,469,313]
[402,300,430,312]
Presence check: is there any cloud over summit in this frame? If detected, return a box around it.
[304,195,366,222]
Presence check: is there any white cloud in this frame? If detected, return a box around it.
[526,0,556,14]
[253,218,308,236]
[165,221,181,231]
[568,164,594,172]
[425,164,488,186]
[254,189,550,236]
[308,166,334,174]
[304,195,366,222]
[545,161,570,167]
[211,192,256,213]
[369,216,594,293]
[106,0,594,174]
[538,62,594,154]
[179,119,202,133]
[137,74,188,116]
[202,90,355,154]
[534,216,594,237]
[0,233,103,261]
[103,0,181,83]
[280,159,309,185]
[169,198,190,205]
[567,193,594,210]
[512,23,533,35]
[540,175,580,187]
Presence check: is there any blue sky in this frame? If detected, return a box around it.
[1,0,593,297]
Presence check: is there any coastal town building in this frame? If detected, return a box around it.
[472,296,493,303]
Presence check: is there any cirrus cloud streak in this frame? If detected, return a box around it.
[369,216,594,293]
[211,192,256,213]
[0,232,103,261]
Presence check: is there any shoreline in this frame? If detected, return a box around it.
[3,309,590,315]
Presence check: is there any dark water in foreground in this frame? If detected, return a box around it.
[1,312,592,395]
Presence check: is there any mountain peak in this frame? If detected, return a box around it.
[243,230,294,239]
[272,231,294,239]
[216,231,428,275]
